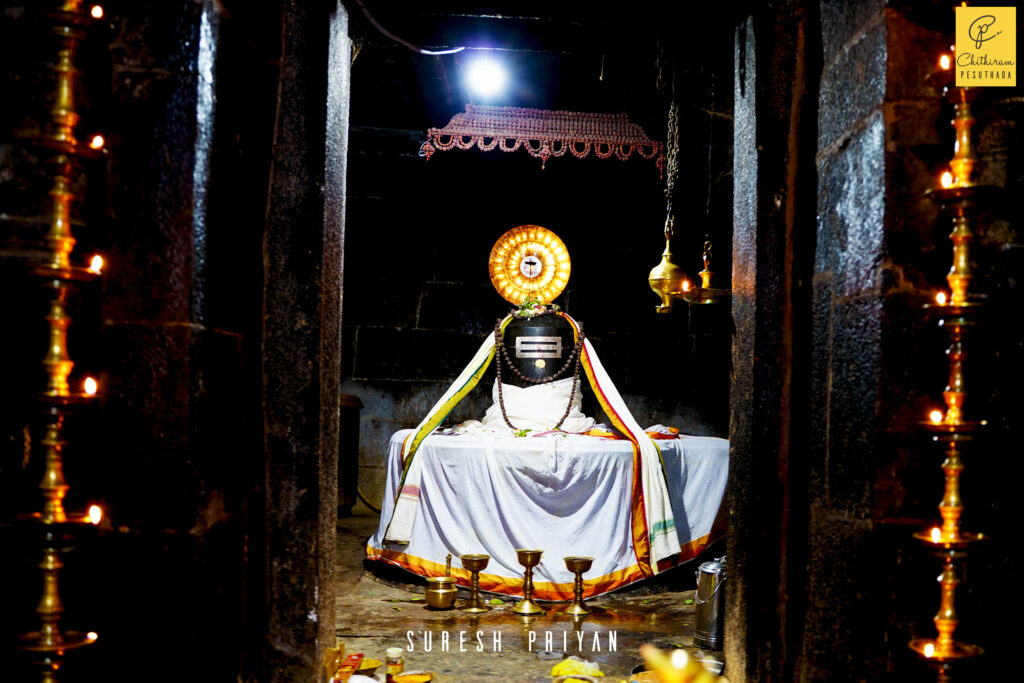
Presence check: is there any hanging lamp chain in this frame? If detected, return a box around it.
[664,98,679,240]
[704,69,715,247]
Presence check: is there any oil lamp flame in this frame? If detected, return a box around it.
[89,134,105,150]
[931,527,942,543]
[929,410,944,425]
[924,642,935,658]
[87,631,99,641]
[84,377,98,396]
[90,5,103,19]
[681,280,691,292]
[88,505,102,525]
[939,54,951,71]
[940,171,954,189]
[935,291,947,306]
[88,254,104,273]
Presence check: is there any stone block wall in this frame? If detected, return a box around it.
[729,1,1023,680]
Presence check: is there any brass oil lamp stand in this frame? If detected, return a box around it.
[14,1,106,678]
[459,554,491,613]
[563,556,593,617]
[512,549,545,615]
[909,60,993,680]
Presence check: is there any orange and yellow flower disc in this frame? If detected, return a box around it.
[488,225,571,305]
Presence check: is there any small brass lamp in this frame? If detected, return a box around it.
[648,217,689,313]
[681,240,731,305]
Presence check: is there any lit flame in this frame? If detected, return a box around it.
[88,505,103,525]
[681,280,691,292]
[90,5,103,19]
[924,642,935,658]
[87,631,99,642]
[669,648,689,669]
[84,377,98,396]
[929,410,944,425]
[940,171,954,189]
[935,291,947,306]
[931,527,942,543]
[88,254,104,273]
[89,134,105,150]
[939,54,951,71]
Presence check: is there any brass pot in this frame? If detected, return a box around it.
[425,576,458,609]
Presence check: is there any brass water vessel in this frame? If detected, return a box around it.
[425,577,458,610]
[425,553,457,609]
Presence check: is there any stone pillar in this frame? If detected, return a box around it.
[262,1,349,680]
[727,2,820,680]
[729,0,951,680]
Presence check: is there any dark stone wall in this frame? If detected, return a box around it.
[262,1,349,680]
[0,0,343,680]
[729,0,1024,680]
[727,4,820,679]
[806,3,945,680]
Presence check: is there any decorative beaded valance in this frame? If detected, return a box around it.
[419,104,665,176]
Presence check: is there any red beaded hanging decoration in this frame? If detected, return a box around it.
[420,105,665,177]
[493,316,586,432]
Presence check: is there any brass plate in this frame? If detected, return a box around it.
[488,225,570,305]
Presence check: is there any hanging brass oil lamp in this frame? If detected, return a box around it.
[681,239,731,305]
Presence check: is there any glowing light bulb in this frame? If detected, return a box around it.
[88,505,103,525]
[669,648,689,669]
[940,171,954,189]
[681,280,691,292]
[465,56,508,98]
[931,527,942,543]
[929,410,944,425]
[84,377,98,396]
[89,134,105,150]
[88,254,104,273]
[935,291,947,306]
[939,54,951,71]
[924,642,935,658]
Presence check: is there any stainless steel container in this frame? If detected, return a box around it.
[693,556,726,650]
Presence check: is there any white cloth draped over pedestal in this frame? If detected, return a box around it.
[367,429,729,599]
[377,312,716,581]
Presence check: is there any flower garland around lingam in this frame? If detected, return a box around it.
[511,296,561,319]
[419,104,665,175]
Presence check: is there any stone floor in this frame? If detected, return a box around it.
[335,502,725,682]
